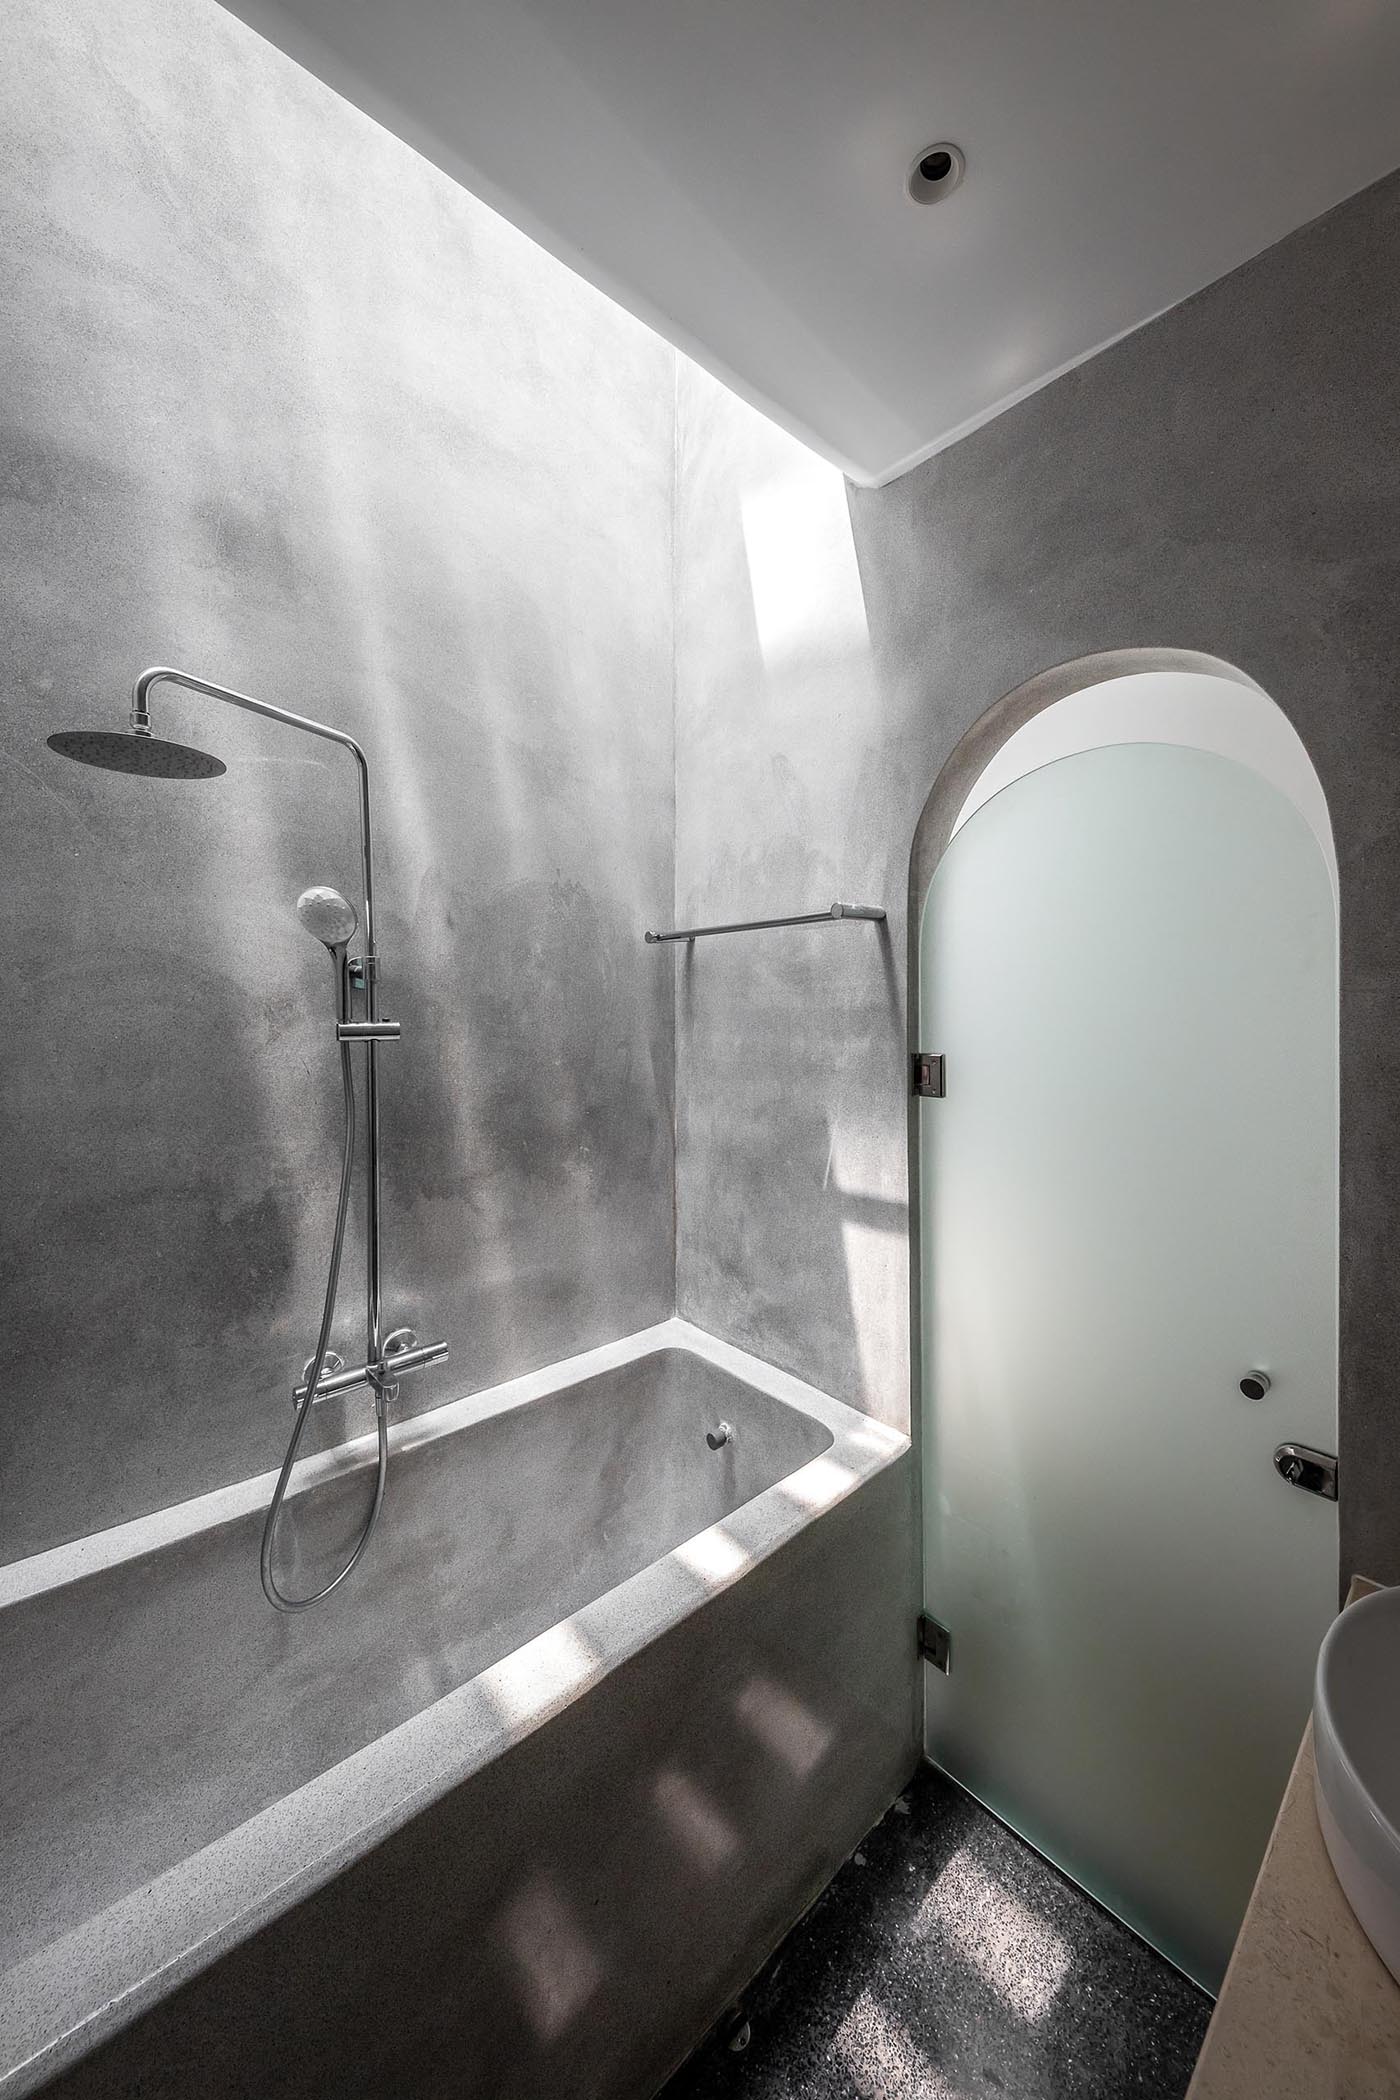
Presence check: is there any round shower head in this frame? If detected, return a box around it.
[47,729,226,780]
[297,885,358,950]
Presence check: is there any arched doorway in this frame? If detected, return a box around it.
[910,651,1338,1989]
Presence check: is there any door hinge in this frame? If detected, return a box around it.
[918,1612,951,1672]
[912,1051,945,1098]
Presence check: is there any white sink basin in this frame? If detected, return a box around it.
[1315,1584,1400,1983]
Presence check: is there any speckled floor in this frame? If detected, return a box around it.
[660,1764,1212,2100]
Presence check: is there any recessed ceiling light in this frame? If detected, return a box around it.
[908,143,965,205]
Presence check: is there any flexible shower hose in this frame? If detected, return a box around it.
[260,1033,389,1612]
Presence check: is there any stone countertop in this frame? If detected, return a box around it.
[1187,1588,1400,2100]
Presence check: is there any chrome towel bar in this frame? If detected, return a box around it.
[644,900,885,943]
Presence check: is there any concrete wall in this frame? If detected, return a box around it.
[6,0,1398,1595]
[673,396,908,1430]
[674,169,1400,1587]
[0,0,677,1561]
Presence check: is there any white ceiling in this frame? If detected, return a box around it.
[224,0,1400,484]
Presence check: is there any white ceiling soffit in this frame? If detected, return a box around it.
[221,0,1400,486]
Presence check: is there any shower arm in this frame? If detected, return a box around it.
[132,667,378,985]
[131,665,387,1367]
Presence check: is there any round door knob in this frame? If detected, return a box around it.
[1240,1370,1272,1401]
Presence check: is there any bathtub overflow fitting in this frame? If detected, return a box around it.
[707,1421,734,1450]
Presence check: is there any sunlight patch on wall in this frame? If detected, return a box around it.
[654,1767,742,1872]
[496,1871,605,2041]
[734,1673,833,1779]
[840,1210,907,1415]
[739,452,868,670]
[824,1119,906,1419]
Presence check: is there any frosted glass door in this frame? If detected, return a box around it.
[919,741,1337,1990]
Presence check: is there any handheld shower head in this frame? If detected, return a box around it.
[297,885,358,951]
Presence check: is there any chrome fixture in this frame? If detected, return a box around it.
[48,666,447,1611]
[292,1329,449,1408]
[645,900,885,944]
[1240,1370,1272,1401]
[304,1350,346,1389]
[1274,1442,1338,1500]
[706,1421,734,1450]
[338,1017,403,1042]
[46,726,226,778]
[296,883,359,949]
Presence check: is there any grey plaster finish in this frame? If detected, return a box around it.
[0,0,677,1562]
[672,385,909,1433]
[673,167,1400,1586]
[0,1345,830,1974]
[0,1325,915,2098]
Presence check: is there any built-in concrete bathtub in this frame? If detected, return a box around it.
[1,1321,916,2099]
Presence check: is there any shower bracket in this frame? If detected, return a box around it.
[337,1017,402,1042]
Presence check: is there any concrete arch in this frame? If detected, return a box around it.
[907,647,1335,926]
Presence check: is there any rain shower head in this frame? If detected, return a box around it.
[46,728,226,780]
[297,885,359,950]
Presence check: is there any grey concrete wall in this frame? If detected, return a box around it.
[1,0,676,1561]
[673,398,908,1430]
[674,169,1400,1586]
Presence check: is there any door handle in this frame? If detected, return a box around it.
[1273,1442,1338,1501]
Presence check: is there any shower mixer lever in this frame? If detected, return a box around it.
[293,1331,449,1408]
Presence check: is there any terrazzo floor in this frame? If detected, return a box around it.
[660,1764,1213,2100]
